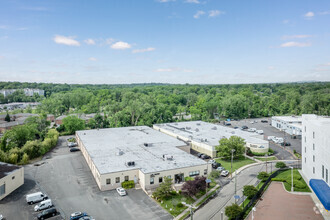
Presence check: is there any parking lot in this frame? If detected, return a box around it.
[0,136,172,220]
[225,118,300,159]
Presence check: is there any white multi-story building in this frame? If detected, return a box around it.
[271,116,302,137]
[0,88,44,97]
[301,114,330,211]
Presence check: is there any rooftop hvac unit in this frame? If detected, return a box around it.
[144,143,149,147]
[195,128,199,132]
[116,150,124,156]
[201,139,204,142]
[212,126,217,130]
[205,139,207,142]
[127,161,132,166]
[196,123,201,126]
[186,126,191,130]
[166,155,174,161]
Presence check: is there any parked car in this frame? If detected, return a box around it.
[79,217,95,220]
[26,192,48,205]
[37,208,57,220]
[70,147,80,152]
[209,159,215,164]
[234,126,239,129]
[282,141,291,146]
[274,137,284,144]
[241,125,248,130]
[68,142,78,147]
[0,214,3,220]
[70,212,88,220]
[216,167,225,172]
[267,136,275,141]
[256,130,264,134]
[201,154,210,159]
[212,162,221,169]
[247,128,256,132]
[221,170,229,177]
[197,153,203,158]
[250,121,255,124]
[224,122,231,126]
[261,119,268,123]
[34,199,52,212]
[116,187,127,196]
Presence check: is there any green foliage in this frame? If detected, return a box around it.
[252,152,266,156]
[271,169,311,192]
[257,172,270,182]
[210,170,220,179]
[216,136,245,159]
[176,202,184,208]
[275,162,287,168]
[184,176,194,181]
[243,185,258,199]
[268,148,274,155]
[5,112,10,122]
[225,203,243,220]
[121,180,135,189]
[62,115,85,134]
[152,177,173,200]
[271,177,286,182]
[21,153,29,164]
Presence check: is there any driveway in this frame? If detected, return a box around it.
[0,136,172,220]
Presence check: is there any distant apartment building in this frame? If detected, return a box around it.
[271,116,302,137]
[55,113,103,125]
[0,162,24,200]
[0,88,45,97]
[301,114,330,211]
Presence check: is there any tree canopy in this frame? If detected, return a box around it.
[216,136,246,159]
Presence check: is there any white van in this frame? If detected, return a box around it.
[26,192,48,204]
[256,130,264,134]
[34,199,52,211]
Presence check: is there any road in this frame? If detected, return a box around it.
[194,163,273,220]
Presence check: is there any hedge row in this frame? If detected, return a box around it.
[122,180,135,189]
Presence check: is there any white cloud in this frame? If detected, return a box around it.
[304,11,314,18]
[84,39,96,45]
[194,11,205,19]
[155,68,175,72]
[106,38,115,45]
[209,10,225,17]
[280,41,311,47]
[111,41,132,50]
[157,0,175,2]
[53,35,80,46]
[282,35,312,40]
[319,11,330,15]
[132,47,155,53]
[283,20,290,24]
[89,57,97,61]
[185,0,200,3]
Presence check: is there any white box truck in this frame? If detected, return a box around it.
[26,192,48,205]
[34,199,52,211]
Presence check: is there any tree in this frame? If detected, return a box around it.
[152,177,173,200]
[181,176,206,197]
[275,162,286,169]
[257,171,270,182]
[62,116,85,134]
[21,153,29,164]
[225,203,242,220]
[243,185,258,199]
[216,136,245,160]
[5,112,10,122]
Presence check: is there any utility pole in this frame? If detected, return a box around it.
[231,149,236,179]
[234,170,237,203]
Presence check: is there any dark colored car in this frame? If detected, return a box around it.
[282,142,291,146]
[212,162,221,169]
[261,120,268,123]
[201,154,210,159]
[234,126,239,129]
[197,153,203,158]
[70,212,88,220]
[224,122,231,126]
[241,125,248,130]
[37,208,57,220]
[70,147,80,152]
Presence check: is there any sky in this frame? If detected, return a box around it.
[0,0,330,84]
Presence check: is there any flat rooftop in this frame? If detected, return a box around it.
[154,121,268,147]
[302,114,330,127]
[0,162,21,179]
[272,116,302,123]
[76,126,207,175]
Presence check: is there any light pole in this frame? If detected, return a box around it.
[182,202,196,220]
[290,166,293,192]
[231,149,236,178]
[252,207,256,220]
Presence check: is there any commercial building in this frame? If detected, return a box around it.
[0,88,44,97]
[271,116,302,137]
[301,114,330,211]
[153,121,269,158]
[76,126,211,193]
[0,162,24,200]
[55,113,103,125]
[0,113,39,133]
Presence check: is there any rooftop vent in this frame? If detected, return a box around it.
[127,161,135,166]
[195,128,199,132]
[212,126,217,130]
[186,126,191,130]
[166,155,174,161]
[116,149,124,156]
[197,123,201,126]
[144,143,152,147]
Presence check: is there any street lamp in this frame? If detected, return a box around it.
[231,149,236,178]
[290,166,293,192]
[182,202,196,220]
[252,207,256,220]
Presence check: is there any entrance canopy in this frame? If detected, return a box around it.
[309,179,330,210]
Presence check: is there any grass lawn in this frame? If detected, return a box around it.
[159,194,193,216]
[255,156,277,161]
[215,156,255,173]
[272,169,311,192]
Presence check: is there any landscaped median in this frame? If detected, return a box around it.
[255,156,277,161]
[215,156,256,173]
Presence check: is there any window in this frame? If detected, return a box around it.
[125,176,129,181]
[116,177,120,183]
[313,144,315,150]
[313,155,315,162]
[0,184,5,196]
[204,169,207,175]
[313,167,315,174]
[106,178,111,185]
[189,171,200,177]
[150,177,154,184]
[159,177,163,183]
[322,165,324,179]
[326,169,329,183]
[313,132,315,139]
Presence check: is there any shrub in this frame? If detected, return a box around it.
[257,172,269,182]
[252,152,266,156]
[271,178,286,182]
[243,185,258,199]
[170,190,177,196]
[21,153,29,164]
[275,162,286,169]
[225,203,242,220]
[8,153,18,164]
[185,176,194,181]
[176,202,184,208]
[121,180,135,189]
[210,170,220,179]
[268,148,274,155]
